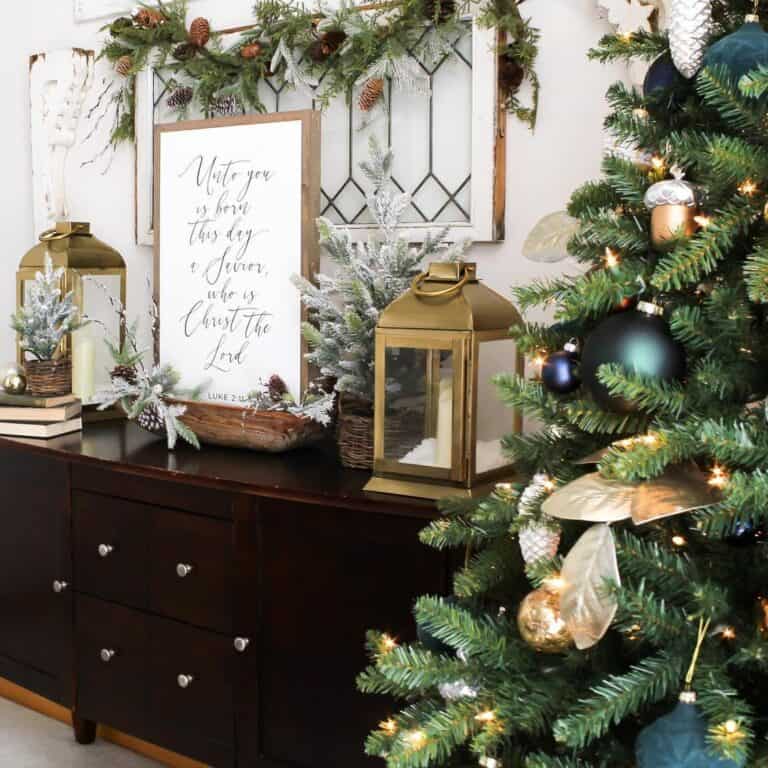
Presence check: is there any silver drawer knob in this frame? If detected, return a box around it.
[234,637,250,653]
[177,674,194,689]
[52,580,68,594]
[176,563,194,579]
[98,544,114,558]
[100,648,116,663]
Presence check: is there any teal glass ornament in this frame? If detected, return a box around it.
[703,18,768,82]
[636,697,745,768]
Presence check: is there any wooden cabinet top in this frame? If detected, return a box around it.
[0,421,435,517]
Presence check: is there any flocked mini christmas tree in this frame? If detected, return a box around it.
[359,1,768,765]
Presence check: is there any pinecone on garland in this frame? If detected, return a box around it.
[134,7,164,28]
[189,17,211,48]
[116,55,134,77]
[110,364,138,386]
[167,86,194,111]
[359,78,385,112]
[211,94,241,117]
[499,54,525,97]
[136,402,165,435]
[109,16,133,35]
[518,518,562,564]
[268,374,289,403]
[173,43,198,62]
[423,0,456,22]
[241,42,264,59]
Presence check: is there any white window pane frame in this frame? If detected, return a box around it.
[135,12,502,245]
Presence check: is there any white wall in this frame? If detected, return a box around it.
[0,0,626,365]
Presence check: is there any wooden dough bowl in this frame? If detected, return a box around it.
[169,399,326,452]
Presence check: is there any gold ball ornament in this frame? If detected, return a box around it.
[644,171,700,251]
[517,587,573,654]
[2,368,27,395]
[241,42,264,59]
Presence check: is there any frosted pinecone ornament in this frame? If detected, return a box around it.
[669,0,713,78]
[518,517,562,564]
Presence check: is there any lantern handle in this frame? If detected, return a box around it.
[39,223,89,243]
[411,269,470,299]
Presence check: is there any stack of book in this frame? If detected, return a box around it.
[0,392,82,438]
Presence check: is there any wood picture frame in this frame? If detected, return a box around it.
[153,110,321,404]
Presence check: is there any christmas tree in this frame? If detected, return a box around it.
[359,1,768,765]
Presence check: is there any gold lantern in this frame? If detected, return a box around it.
[17,222,126,400]
[364,261,523,500]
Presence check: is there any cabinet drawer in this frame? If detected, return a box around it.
[73,492,151,609]
[149,510,234,633]
[75,595,147,734]
[148,617,235,752]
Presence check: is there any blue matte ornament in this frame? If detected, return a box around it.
[636,697,745,768]
[541,339,580,395]
[703,18,768,83]
[644,53,686,97]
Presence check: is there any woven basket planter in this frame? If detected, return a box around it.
[26,358,72,397]
[337,395,374,470]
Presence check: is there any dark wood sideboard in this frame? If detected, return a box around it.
[0,422,447,767]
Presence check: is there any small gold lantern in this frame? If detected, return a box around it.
[364,261,524,500]
[17,222,126,399]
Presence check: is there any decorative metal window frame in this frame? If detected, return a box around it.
[135,11,503,245]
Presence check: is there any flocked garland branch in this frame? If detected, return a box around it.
[99,0,541,143]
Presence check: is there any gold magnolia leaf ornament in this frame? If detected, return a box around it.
[541,463,716,525]
[560,523,621,650]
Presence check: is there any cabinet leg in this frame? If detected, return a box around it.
[72,713,97,745]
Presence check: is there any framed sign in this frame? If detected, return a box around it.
[154,110,321,404]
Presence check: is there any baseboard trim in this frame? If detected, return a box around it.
[0,677,207,768]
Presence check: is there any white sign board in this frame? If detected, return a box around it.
[156,112,320,404]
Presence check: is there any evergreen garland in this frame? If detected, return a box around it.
[98,0,541,145]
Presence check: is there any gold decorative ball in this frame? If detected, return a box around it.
[3,371,27,395]
[517,587,573,654]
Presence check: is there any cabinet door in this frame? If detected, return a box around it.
[0,445,72,704]
[247,499,447,768]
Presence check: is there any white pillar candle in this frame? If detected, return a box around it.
[434,374,453,468]
[72,332,96,403]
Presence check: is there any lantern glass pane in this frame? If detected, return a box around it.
[81,274,122,392]
[475,338,516,474]
[383,346,454,468]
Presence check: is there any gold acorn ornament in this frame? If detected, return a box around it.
[644,168,700,251]
[189,17,211,48]
[116,54,134,77]
[517,586,574,653]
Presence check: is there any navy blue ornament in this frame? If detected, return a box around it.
[644,53,686,97]
[542,340,580,395]
[704,18,768,83]
[636,696,744,768]
[726,519,767,545]
[581,301,686,414]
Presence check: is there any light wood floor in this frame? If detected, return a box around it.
[0,697,162,767]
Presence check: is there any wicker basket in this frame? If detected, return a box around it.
[338,396,374,470]
[26,359,72,397]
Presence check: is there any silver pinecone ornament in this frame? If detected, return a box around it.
[519,517,562,564]
[438,679,478,701]
[137,402,166,435]
[669,0,713,78]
